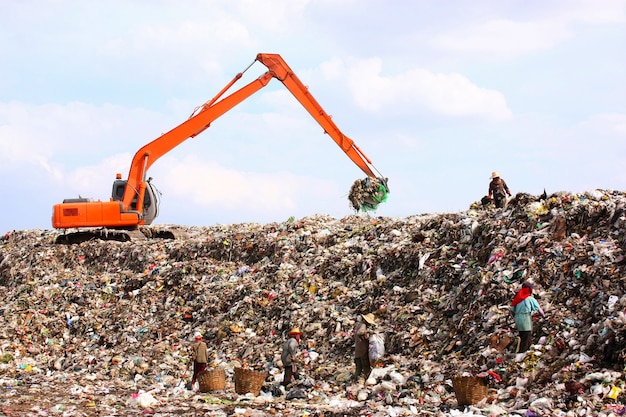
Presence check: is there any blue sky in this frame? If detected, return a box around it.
[1,0,625,233]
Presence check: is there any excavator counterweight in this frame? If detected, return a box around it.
[52,53,388,243]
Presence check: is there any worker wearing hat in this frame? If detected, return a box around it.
[488,171,511,209]
[190,331,208,389]
[353,313,376,381]
[281,327,303,388]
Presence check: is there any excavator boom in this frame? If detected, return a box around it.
[52,53,388,238]
[256,54,379,179]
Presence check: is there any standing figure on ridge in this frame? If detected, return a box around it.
[488,171,512,208]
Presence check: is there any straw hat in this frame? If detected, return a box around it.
[490,171,500,179]
[362,313,377,325]
[288,327,302,336]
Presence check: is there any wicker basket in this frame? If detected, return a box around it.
[197,369,226,393]
[452,376,488,406]
[234,367,267,396]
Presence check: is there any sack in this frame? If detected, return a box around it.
[368,333,385,364]
[286,388,307,400]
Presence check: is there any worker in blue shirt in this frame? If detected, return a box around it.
[510,281,545,353]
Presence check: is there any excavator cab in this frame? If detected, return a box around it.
[111,178,160,225]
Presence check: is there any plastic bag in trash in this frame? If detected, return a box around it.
[136,391,159,408]
[369,333,385,364]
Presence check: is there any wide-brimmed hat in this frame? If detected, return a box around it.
[362,313,377,325]
[288,327,302,335]
[490,171,500,179]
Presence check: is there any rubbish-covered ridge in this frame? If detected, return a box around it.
[0,189,625,417]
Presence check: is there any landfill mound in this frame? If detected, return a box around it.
[1,189,625,416]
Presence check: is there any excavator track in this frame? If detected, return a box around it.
[55,227,187,244]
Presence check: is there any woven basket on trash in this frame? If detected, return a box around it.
[234,367,267,396]
[452,376,488,406]
[197,369,226,393]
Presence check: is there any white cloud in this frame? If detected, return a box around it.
[580,113,626,135]
[563,0,626,24]
[155,154,336,212]
[319,57,345,81]
[431,0,626,57]
[329,57,511,120]
[0,123,63,181]
[64,154,132,199]
[231,0,310,31]
[0,100,178,198]
[0,103,59,175]
[433,18,572,57]
[124,16,252,54]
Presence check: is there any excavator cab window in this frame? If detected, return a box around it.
[112,180,126,201]
[111,178,158,224]
[143,187,152,208]
[142,182,159,225]
[112,179,150,211]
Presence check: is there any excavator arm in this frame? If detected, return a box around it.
[256,54,380,179]
[121,68,274,215]
[123,53,385,214]
[52,53,387,233]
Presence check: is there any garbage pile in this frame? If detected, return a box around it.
[0,189,625,416]
[348,177,389,211]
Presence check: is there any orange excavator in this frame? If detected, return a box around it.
[52,53,388,243]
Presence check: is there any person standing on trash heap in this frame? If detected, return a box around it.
[353,313,376,381]
[281,327,303,388]
[190,331,208,388]
[488,171,512,208]
[510,281,545,353]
